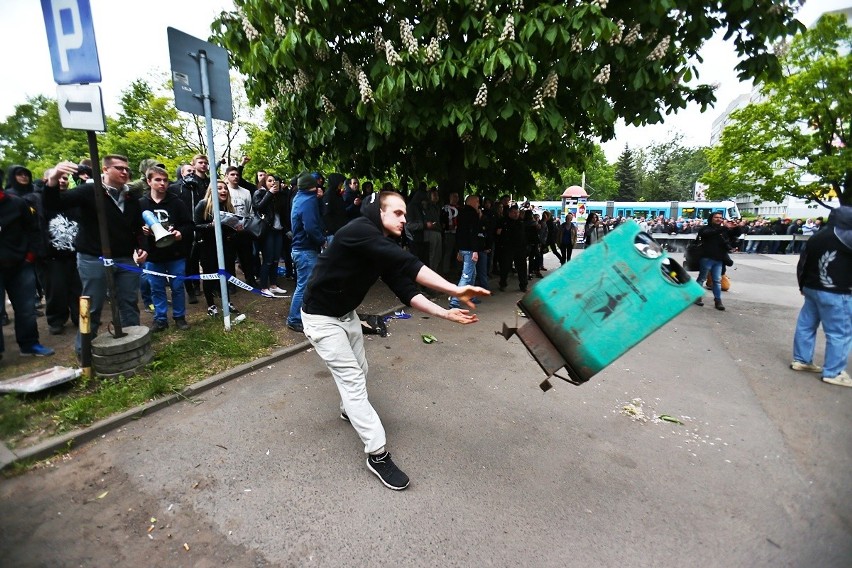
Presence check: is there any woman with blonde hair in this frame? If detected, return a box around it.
[193,180,241,316]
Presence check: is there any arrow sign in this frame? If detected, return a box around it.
[57,83,106,131]
[64,99,93,113]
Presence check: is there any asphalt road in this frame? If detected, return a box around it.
[2,251,850,567]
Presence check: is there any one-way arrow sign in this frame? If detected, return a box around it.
[57,83,106,131]
[65,100,93,113]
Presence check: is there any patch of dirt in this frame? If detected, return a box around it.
[0,442,270,568]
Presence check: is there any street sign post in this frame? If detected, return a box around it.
[41,0,101,84]
[168,27,235,330]
[41,0,126,341]
[56,83,106,131]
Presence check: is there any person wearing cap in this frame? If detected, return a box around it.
[286,171,326,333]
[300,190,489,490]
[790,205,852,387]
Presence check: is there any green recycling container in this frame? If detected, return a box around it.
[506,222,703,390]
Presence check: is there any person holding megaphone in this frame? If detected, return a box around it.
[140,166,194,332]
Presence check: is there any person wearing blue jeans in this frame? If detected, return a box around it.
[449,194,484,309]
[44,156,148,357]
[693,212,741,311]
[287,171,326,333]
[790,205,852,387]
[139,166,194,332]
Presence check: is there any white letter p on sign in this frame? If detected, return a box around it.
[51,0,83,72]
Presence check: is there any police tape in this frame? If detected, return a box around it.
[102,258,280,298]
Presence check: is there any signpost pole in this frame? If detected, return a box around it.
[196,49,231,331]
[87,130,125,338]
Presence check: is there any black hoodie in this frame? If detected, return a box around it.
[302,193,424,317]
[139,191,194,262]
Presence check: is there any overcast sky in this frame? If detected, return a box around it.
[0,0,841,164]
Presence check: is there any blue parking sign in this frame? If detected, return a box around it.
[41,0,101,84]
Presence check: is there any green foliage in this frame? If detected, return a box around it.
[535,145,616,200]
[614,145,639,201]
[636,136,708,201]
[704,14,851,206]
[0,96,89,177]
[212,0,801,195]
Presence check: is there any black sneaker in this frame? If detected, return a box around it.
[340,411,350,422]
[174,317,190,330]
[287,322,304,333]
[694,298,704,307]
[228,303,241,315]
[152,320,168,333]
[367,451,410,490]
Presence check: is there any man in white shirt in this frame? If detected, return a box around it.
[225,166,258,288]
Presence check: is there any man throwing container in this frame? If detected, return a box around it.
[300,191,490,490]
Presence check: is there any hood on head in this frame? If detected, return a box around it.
[139,158,165,175]
[4,164,33,191]
[326,173,345,193]
[360,191,384,231]
[828,205,852,249]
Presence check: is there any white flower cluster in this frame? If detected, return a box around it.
[315,44,329,61]
[499,16,515,42]
[532,88,544,111]
[571,36,583,53]
[461,132,472,143]
[295,6,309,25]
[608,19,623,45]
[374,26,385,53]
[279,79,294,95]
[242,15,259,41]
[321,95,335,113]
[424,37,441,64]
[542,71,558,98]
[484,14,495,35]
[421,0,434,12]
[647,36,670,61]
[474,83,488,107]
[342,53,356,81]
[593,64,610,84]
[293,69,309,93]
[623,24,641,46]
[358,70,374,104]
[400,20,418,53]
[436,16,449,38]
[274,15,286,36]
[473,0,487,11]
[645,30,657,43]
[513,0,524,10]
[385,40,403,66]
[591,0,608,9]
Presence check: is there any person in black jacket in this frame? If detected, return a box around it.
[791,205,852,386]
[139,166,194,332]
[253,174,288,297]
[496,204,529,292]
[0,170,54,358]
[321,173,348,246]
[194,180,241,317]
[449,194,485,308]
[46,157,147,356]
[300,191,489,491]
[694,212,742,311]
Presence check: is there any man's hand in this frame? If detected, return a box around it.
[241,156,251,165]
[49,161,78,185]
[455,285,490,309]
[171,229,183,241]
[133,249,148,265]
[446,308,479,324]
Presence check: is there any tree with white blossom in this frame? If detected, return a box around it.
[212,0,802,195]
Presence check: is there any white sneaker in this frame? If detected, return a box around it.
[269,285,288,295]
[822,370,852,388]
[790,361,822,373]
[261,288,285,298]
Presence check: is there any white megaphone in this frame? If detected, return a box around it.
[142,210,176,248]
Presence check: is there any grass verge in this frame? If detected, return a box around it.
[0,317,278,450]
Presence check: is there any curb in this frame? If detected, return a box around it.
[1,305,406,473]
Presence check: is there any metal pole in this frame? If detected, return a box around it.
[196,49,231,331]
[87,130,126,338]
